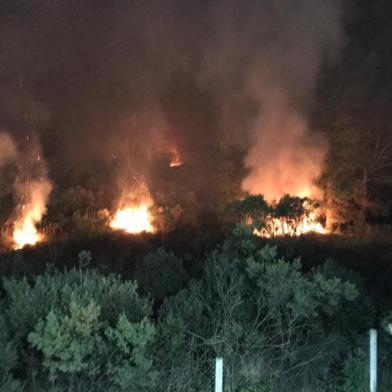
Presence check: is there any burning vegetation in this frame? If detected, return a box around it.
[12,180,52,249]
[109,183,155,235]
[0,119,336,251]
[0,129,331,250]
[110,204,154,234]
[230,195,328,238]
[0,0,354,250]
[0,133,52,250]
[1,0,389,249]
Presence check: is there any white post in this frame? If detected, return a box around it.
[215,357,223,392]
[370,329,377,392]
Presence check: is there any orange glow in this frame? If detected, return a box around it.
[110,204,154,234]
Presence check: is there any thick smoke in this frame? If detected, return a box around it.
[0,0,344,211]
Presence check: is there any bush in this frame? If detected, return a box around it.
[135,247,189,301]
[1,258,156,390]
[157,241,359,392]
[336,348,368,392]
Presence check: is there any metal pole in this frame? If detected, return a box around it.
[215,357,223,392]
[370,328,377,392]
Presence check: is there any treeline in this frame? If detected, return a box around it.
[1,227,392,391]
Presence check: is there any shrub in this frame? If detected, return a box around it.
[1,261,156,390]
[157,242,359,391]
[135,247,189,301]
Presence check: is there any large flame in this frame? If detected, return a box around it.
[110,183,155,234]
[110,203,154,234]
[13,205,43,249]
[12,180,52,249]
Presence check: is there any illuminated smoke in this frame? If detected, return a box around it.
[239,1,343,201]
[242,106,327,201]
[202,0,344,201]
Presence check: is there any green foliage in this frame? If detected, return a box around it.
[2,263,155,390]
[325,347,369,392]
[135,247,189,301]
[0,238,382,391]
[227,195,270,230]
[105,315,157,389]
[2,264,151,339]
[0,316,23,392]
[337,349,368,392]
[241,385,270,392]
[28,303,157,390]
[157,243,359,391]
[28,301,103,378]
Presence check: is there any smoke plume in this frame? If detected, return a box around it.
[0,0,345,212]
[202,0,344,201]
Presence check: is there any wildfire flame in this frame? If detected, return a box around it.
[254,210,327,238]
[169,148,182,167]
[110,183,155,234]
[12,180,52,250]
[110,204,154,234]
[13,205,43,249]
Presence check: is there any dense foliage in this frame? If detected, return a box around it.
[1,229,392,391]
